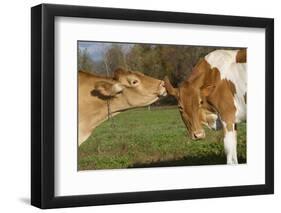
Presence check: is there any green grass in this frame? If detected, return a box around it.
[78,107,247,170]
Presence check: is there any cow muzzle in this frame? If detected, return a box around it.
[158,81,167,96]
[192,130,205,140]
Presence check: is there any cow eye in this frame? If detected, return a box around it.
[132,80,138,84]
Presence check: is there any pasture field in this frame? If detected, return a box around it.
[78,107,246,170]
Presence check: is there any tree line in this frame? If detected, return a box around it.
[78,43,237,105]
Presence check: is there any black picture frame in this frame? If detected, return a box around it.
[31,3,274,209]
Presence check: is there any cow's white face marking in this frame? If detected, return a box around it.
[222,122,238,165]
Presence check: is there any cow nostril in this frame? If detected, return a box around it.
[192,134,199,140]
[193,131,205,140]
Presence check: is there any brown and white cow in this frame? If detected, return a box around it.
[79,68,166,146]
[164,49,247,164]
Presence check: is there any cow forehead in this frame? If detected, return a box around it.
[178,87,200,110]
[116,70,153,81]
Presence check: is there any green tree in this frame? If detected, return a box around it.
[78,48,95,72]
[104,44,126,74]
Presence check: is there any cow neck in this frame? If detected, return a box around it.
[107,94,131,113]
[105,94,132,125]
[106,99,115,127]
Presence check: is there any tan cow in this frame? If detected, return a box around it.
[164,49,247,164]
[79,68,166,146]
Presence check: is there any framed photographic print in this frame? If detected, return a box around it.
[31,3,274,209]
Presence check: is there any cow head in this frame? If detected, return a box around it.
[94,68,166,108]
[164,76,218,140]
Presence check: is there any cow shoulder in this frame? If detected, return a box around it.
[207,79,236,125]
[188,58,213,87]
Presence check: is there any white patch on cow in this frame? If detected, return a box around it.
[208,113,218,130]
[226,62,247,122]
[205,50,239,78]
[205,50,247,123]
[234,94,246,122]
[222,121,238,165]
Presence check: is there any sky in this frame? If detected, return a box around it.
[78,41,133,62]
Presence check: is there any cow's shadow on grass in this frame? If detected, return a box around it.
[129,154,246,168]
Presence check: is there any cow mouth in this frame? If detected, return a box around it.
[160,90,167,97]
[139,88,166,106]
[158,81,167,96]
[156,88,167,97]
[191,130,206,140]
[153,89,167,98]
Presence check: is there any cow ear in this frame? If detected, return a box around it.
[93,81,124,97]
[200,85,216,97]
[164,76,179,97]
